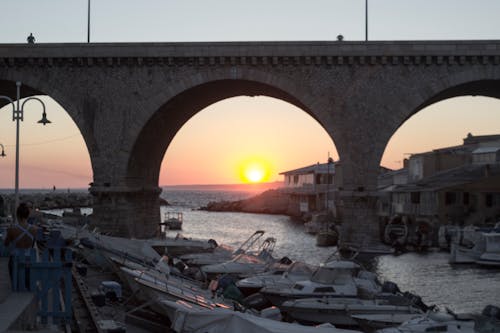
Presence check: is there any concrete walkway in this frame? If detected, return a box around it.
[0,257,37,332]
[0,258,11,303]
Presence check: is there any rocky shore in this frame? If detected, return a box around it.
[0,192,92,215]
[199,189,294,216]
[0,191,170,217]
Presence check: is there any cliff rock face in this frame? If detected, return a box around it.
[200,189,291,215]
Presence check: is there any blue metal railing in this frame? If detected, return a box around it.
[11,247,73,324]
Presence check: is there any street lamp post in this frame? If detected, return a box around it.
[0,81,51,221]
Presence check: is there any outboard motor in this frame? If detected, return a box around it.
[208,238,218,248]
[482,305,500,320]
[403,291,431,312]
[279,256,293,265]
[381,281,401,294]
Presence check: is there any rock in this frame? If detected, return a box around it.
[200,189,290,215]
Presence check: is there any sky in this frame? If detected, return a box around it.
[1,0,500,188]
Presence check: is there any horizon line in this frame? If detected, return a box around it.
[0,181,284,191]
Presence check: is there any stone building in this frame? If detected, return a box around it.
[378,133,500,235]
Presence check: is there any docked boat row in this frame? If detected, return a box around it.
[38,218,500,333]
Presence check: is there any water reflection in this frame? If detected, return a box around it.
[374,251,500,313]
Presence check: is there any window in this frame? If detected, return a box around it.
[486,193,493,207]
[293,175,299,184]
[410,192,421,204]
[314,287,335,292]
[463,192,470,205]
[445,192,457,205]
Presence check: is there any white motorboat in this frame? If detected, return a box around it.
[160,211,183,230]
[77,230,217,268]
[201,237,281,279]
[77,233,163,270]
[448,226,488,264]
[375,311,477,333]
[160,299,363,333]
[351,313,426,331]
[260,260,380,306]
[376,304,500,333]
[476,232,500,267]
[449,239,485,264]
[280,297,423,328]
[236,261,316,296]
[118,264,233,312]
[181,230,265,267]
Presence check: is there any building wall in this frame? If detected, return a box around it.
[284,173,315,188]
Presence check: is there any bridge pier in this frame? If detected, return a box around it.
[336,191,381,247]
[89,185,162,238]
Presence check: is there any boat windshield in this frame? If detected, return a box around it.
[232,254,263,264]
[286,262,315,275]
[310,267,354,284]
[484,233,500,252]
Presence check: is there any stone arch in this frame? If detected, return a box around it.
[126,71,331,189]
[0,78,96,178]
[380,74,500,168]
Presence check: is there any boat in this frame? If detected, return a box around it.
[338,243,395,262]
[449,237,485,264]
[260,260,380,306]
[236,261,316,296]
[117,262,233,313]
[304,213,325,234]
[376,304,500,333]
[201,237,281,279]
[475,232,500,267]
[383,216,409,246]
[351,313,426,331]
[181,230,265,267]
[160,211,183,230]
[75,229,219,271]
[316,229,339,247]
[159,299,363,333]
[448,222,500,265]
[375,310,479,333]
[280,297,423,328]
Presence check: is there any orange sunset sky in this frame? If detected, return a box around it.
[1,0,500,188]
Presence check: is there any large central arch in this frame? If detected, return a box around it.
[127,79,314,188]
[101,76,333,238]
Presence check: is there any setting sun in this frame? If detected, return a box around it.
[239,159,271,184]
[246,168,264,183]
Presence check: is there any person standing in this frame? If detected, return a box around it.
[27,33,35,44]
[3,203,38,288]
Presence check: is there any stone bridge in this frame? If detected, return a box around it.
[1,41,500,243]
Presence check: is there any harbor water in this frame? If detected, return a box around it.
[160,188,500,314]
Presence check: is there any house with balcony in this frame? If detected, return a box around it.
[378,133,500,233]
[279,160,336,217]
